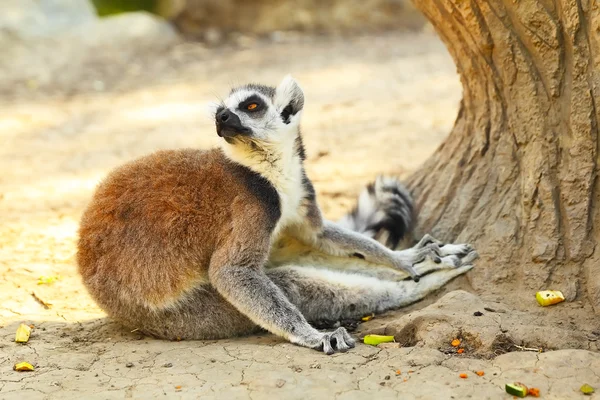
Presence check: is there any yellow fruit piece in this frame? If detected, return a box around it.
[535,290,565,306]
[581,384,595,395]
[451,339,461,347]
[37,275,59,285]
[14,362,34,371]
[363,335,395,346]
[361,314,374,322]
[15,324,32,343]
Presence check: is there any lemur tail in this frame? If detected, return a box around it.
[337,176,415,250]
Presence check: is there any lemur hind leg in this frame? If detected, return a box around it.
[134,258,474,342]
[128,286,262,341]
[266,263,474,324]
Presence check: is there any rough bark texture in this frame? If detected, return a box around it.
[408,0,600,310]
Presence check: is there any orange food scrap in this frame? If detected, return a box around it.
[403,378,408,382]
[451,339,461,347]
[395,369,401,375]
[476,371,484,376]
[408,370,414,373]
[457,348,465,354]
[175,385,182,390]
[528,388,540,397]
[459,373,468,379]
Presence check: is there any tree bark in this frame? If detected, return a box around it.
[408,0,600,310]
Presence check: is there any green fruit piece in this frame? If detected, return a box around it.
[505,383,528,398]
[580,384,595,395]
[363,335,395,346]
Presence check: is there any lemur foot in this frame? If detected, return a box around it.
[395,235,478,279]
[414,234,474,256]
[297,327,356,355]
[415,234,475,259]
[393,245,444,279]
[439,251,477,268]
[439,243,474,258]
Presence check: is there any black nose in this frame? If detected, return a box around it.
[218,109,230,123]
[215,108,252,138]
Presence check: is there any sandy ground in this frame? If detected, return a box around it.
[1,32,599,399]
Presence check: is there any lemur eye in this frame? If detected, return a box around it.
[247,103,258,110]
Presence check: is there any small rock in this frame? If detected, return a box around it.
[126,362,134,368]
[384,375,391,380]
[473,311,484,316]
[92,80,105,92]
[204,28,222,45]
[275,379,286,388]
[163,363,173,368]
[270,31,286,43]
[310,363,321,369]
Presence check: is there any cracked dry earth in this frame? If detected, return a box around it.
[1,32,599,399]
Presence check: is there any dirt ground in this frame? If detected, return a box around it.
[1,32,599,399]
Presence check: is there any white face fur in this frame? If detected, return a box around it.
[215,76,309,235]
[216,75,305,145]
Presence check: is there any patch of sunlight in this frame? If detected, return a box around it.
[44,219,79,241]
[7,173,104,202]
[0,117,24,132]
[122,102,209,123]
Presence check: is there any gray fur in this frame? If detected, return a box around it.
[270,263,475,323]
[231,83,276,99]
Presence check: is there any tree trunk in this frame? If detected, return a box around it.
[408,0,600,310]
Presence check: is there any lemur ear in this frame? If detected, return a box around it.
[275,75,304,124]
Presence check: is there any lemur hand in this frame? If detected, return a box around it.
[291,327,356,354]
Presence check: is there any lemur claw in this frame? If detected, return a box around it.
[314,327,356,354]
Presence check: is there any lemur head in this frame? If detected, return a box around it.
[215,75,304,146]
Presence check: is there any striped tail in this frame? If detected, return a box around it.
[338,176,415,249]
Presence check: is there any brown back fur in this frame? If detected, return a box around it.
[77,148,280,319]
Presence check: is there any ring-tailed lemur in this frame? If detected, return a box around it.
[77,76,477,354]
